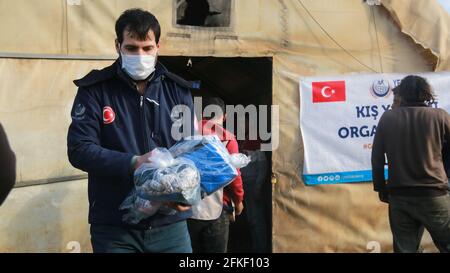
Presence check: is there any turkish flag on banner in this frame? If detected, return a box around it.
[312,81,346,103]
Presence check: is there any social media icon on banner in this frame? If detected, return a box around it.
[312,81,346,103]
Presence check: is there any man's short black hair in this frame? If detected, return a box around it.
[393,75,435,105]
[202,96,226,120]
[115,8,161,44]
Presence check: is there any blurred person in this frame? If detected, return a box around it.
[238,116,269,253]
[0,122,16,206]
[187,96,244,253]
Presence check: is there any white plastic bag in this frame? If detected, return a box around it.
[134,154,201,205]
[120,148,201,225]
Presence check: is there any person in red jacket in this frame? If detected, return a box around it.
[187,96,244,253]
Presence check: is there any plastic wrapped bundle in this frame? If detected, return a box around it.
[120,148,201,225]
[120,195,178,224]
[134,149,201,205]
[119,137,250,225]
[169,135,251,195]
[120,192,162,224]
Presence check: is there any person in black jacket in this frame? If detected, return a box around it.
[372,75,450,253]
[67,9,196,253]
[0,123,16,206]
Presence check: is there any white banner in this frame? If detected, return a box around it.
[299,72,450,185]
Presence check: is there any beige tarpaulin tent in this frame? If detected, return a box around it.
[0,0,448,252]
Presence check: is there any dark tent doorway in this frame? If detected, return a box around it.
[160,56,273,252]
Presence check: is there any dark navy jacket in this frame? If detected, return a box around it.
[67,60,196,227]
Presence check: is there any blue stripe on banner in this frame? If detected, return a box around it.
[303,169,389,185]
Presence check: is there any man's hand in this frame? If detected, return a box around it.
[134,151,154,170]
[167,202,191,212]
[234,201,244,216]
[378,191,389,204]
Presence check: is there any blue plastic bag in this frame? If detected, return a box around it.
[170,135,250,195]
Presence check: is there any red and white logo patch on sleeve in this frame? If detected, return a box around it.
[312,81,346,103]
[103,106,115,124]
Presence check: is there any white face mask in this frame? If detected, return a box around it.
[120,51,157,81]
